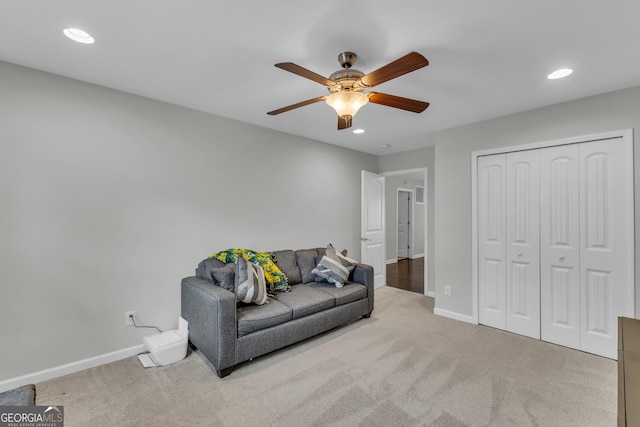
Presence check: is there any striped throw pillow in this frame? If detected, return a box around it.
[235,256,269,305]
[312,244,358,288]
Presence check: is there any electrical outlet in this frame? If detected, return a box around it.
[125,311,136,326]
[444,285,452,296]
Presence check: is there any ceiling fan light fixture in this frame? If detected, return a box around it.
[325,91,369,119]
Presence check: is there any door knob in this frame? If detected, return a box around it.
[360,237,371,242]
[559,255,565,262]
[517,252,523,257]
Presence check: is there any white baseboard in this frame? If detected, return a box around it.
[425,290,435,297]
[0,344,145,393]
[385,259,396,265]
[411,253,425,259]
[433,307,476,324]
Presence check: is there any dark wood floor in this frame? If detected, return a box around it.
[386,257,424,294]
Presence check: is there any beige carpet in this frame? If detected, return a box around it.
[37,287,617,426]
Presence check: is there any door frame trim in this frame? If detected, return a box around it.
[471,128,634,325]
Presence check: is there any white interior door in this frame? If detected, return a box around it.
[478,154,507,330]
[540,144,581,349]
[361,171,386,288]
[579,137,634,359]
[397,191,410,259]
[506,150,540,339]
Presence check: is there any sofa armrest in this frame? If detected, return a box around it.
[352,263,374,315]
[181,276,237,372]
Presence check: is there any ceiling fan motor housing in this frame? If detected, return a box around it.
[328,68,365,93]
[338,52,357,68]
[327,52,365,93]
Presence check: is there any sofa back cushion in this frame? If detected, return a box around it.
[209,262,236,292]
[196,258,226,281]
[272,250,302,285]
[196,247,349,289]
[295,248,321,283]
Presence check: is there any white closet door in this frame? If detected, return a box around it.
[506,150,540,339]
[540,144,581,349]
[478,154,507,330]
[477,134,633,359]
[579,137,633,359]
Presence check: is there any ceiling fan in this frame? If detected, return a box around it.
[267,51,430,130]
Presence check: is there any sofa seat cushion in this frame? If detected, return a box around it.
[272,285,335,319]
[237,299,292,337]
[310,282,367,306]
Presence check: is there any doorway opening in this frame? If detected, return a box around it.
[380,168,429,296]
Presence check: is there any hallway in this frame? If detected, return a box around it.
[386,257,424,294]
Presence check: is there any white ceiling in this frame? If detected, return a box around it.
[2,1,640,155]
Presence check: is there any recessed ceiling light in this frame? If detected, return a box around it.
[547,68,573,80]
[63,28,95,44]
[380,144,391,149]
[353,129,365,134]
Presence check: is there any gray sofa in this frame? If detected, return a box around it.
[181,247,374,377]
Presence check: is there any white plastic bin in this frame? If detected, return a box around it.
[143,330,187,366]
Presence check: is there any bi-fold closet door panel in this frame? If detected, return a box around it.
[478,155,507,330]
[505,150,540,339]
[540,138,632,358]
[478,151,540,338]
[579,138,632,359]
[540,144,581,350]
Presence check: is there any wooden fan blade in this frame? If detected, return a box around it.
[275,62,335,87]
[267,96,327,115]
[367,92,429,113]
[360,52,429,87]
[337,116,352,130]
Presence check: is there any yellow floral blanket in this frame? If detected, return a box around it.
[209,249,290,293]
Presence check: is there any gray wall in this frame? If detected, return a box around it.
[379,146,435,294]
[384,175,425,261]
[434,85,640,318]
[0,61,377,381]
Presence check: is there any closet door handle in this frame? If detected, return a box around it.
[559,255,565,262]
[517,252,523,257]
